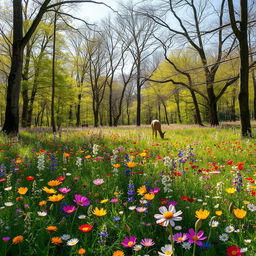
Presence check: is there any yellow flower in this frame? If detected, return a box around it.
[15,158,23,164]
[137,185,147,195]
[144,193,155,200]
[100,199,109,204]
[63,152,70,157]
[140,152,147,157]
[215,210,223,216]
[113,251,124,256]
[12,235,24,244]
[233,209,247,219]
[113,192,119,196]
[85,155,91,159]
[126,162,137,168]
[18,187,28,195]
[48,194,65,202]
[42,187,57,194]
[51,237,62,245]
[46,226,57,231]
[48,180,62,187]
[243,201,250,205]
[113,164,120,168]
[92,207,107,216]
[195,209,210,220]
[226,188,236,194]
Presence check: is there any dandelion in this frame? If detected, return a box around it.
[226,245,242,256]
[121,236,137,248]
[233,209,247,219]
[140,238,155,247]
[186,229,207,246]
[219,233,229,242]
[17,187,28,195]
[92,207,107,216]
[154,205,182,227]
[195,209,210,220]
[12,235,24,244]
[158,244,173,255]
[67,238,79,246]
[51,237,62,245]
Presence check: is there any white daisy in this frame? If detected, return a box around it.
[133,244,142,251]
[219,233,229,242]
[61,234,71,241]
[158,244,173,256]
[37,211,47,216]
[174,226,182,231]
[67,238,79,246]
[128,206,136,210]
[4,187,12,191]
[78,215,86,219]
[182,242,191,250]
[209,220,219,227]
[4,202,14,207]
[154,205,182,227]
[225,225,235,233]
[247,203,256,212]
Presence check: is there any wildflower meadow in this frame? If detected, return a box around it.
[0,126,255,256]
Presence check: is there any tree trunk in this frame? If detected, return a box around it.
[207,86,219,125]
[174,93,182,123]
[190,89,203,125]
[136,86,141,126]
[76,94,81,127]
[51,11,57,133]
[127,100,130,125]
[109,83,113,126]
[2,1,24,135]
[252,71,256,120]
[162,101,169,125]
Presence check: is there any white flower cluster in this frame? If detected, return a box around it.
[161,175,173,194]
[216,181,224,196]
[92,144,99,156]
[163,156,172,167]
[76,157,82,168]
[37,153,45,171]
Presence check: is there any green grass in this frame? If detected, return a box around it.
[0,126,255,256]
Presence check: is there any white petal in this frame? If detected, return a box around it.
[159,206,167,214]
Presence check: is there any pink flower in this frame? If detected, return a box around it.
[140,238,155,247]
[186,229,207,246]
[110,198,118,203]
[149,187,161,194]
[74,194,90,206]
[58,187,71,193]
[93,178,104,185]
[121,236,137,247]
[63,205,76,214]
[173,232,188,243]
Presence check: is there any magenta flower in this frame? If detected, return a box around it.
[93,178,104,185]
[110,198,118,203]
[149,187,161,194]
[2,237,11,242]
[74,194,90,206]
[63,205,76,214]
[173,232,188,243]
[140,238,155,247]
[121,236,137,247]
[186,229,207,246]
[58,187,71,193]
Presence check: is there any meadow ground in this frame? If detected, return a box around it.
[0,124,255,256]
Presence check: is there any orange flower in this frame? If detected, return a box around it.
[144,193,155,200]
[113,164,120,168]
[78,248,86,255]
[48,194,64,202]
[12,235,24,244]
[63,152,70,157]
[137,185,147,195]
[42,187,57,194]
[16,196,24,201]
[51,237,62,245]
[39,200,47,206]
[126,162,136,168]
[46,226,57,231]
[48,180,62,187]
[85,155,91,159]
[16,158,23,164]
[18,187,28,195]
[233,209,247,219]
[113,251,124,256]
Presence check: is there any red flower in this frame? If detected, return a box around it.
[0,178,6,182]
[160,198,168,205]
[226,245,242,256]
[227,160,233,165]
[26,176,35,181]
[39,149,45,152]
[79,224,93,232]
[56,176,65,181]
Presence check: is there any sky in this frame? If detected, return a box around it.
[74,0,120,24]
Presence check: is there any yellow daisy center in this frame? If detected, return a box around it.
[128,241,134,246]
[163,211,173,219]
[192,235,199,241]
[165,251,172,255]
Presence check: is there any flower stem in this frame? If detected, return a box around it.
[168,225,176,256]
[192,242,196,256]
